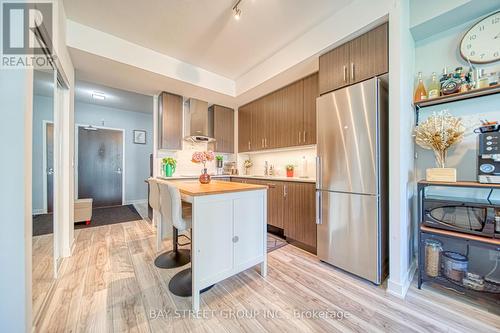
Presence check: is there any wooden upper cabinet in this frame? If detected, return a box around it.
[319,42,350,95]
[319,23,388,95]
[213,105,234,153]
[349,23,388,85]
[158,92,183,150]
[283,182,317,251]
[237,105,252,153]
[281,80,304,147]
[303,73,318,145]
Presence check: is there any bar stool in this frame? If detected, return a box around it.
[159,183,213,297]
[151,181,190,269]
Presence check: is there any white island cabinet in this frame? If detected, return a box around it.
[151,179,268,311]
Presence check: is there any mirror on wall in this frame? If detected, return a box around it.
[32,68,56,323]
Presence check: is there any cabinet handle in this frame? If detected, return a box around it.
[351,63,355,81]
[298,132,301,143]
[343,65,347,82]
[283,185,287,197]
[265,138,267,148]
[261,138,264,148]
[248,141,251,150]
[303,131,306,143]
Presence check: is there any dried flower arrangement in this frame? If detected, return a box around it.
[414,110,465,168]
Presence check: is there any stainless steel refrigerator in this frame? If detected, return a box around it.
[316,77,388,284]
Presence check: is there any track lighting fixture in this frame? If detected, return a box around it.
[233,0,242,20]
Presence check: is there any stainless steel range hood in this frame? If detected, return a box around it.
[184,98,216,143]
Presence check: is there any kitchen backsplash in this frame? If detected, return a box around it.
[157,141,235,176]
[238,147,317,179]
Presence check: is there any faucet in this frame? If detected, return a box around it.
[264,161,269,176]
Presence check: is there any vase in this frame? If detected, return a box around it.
[164,164,175,177]
[199,168,211,184]
[216,159,223,168]
[286,169,294,177]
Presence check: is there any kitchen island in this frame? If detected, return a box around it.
[149,178,268,311]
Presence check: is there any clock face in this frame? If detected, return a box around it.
[460,11,500,64]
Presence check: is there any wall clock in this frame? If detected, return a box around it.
[460,10,500,64]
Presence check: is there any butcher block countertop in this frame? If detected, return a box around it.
[151,178,267,197]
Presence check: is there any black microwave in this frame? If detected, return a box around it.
[423,198,498,238]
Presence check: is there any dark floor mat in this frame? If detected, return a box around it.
[33,204,142,236]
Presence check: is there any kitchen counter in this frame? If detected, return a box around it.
[231,175,316,184]
[156,174,231,180]
[152,178,267,196]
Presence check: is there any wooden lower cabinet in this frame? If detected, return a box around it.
[230,178,316,253]
[283,182,317,252]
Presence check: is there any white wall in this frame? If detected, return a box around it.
[75,102,153,203]
[414,15,500,180]
[0,69,33,332]
[387,0,417,297]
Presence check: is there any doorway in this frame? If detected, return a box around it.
[46,123,54,212]
[77,126,124,207]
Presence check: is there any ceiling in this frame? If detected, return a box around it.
[75,79,154,113]
[63,0,352,80]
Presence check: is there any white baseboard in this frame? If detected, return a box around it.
[32,208,47,215]
[125,199,148,205]
[387,259,417,298]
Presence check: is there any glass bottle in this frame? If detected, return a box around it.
[414,72,428,102]
[428,72,440,99]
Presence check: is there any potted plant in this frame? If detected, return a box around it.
[286,164,295,178]
[215,155,224,168]
[162,157,177,177]
[191,151,215,184]
[414,110,464,182]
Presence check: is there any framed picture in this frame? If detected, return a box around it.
[133,130,147,144]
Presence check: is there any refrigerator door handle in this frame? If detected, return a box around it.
[316,191,322,224]
[316,156,321,189]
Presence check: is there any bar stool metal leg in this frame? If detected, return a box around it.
[154,226,190,269]
[168,268,213,297]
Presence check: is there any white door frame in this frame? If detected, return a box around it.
[74,124,126,206]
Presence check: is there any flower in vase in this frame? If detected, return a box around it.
[191,151,215,169]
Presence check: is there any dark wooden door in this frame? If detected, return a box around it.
[238,105,252,152]
[349,23,388,85]
[284,182,317,251]
[319,42,350,95]
[159,92,183,150]
[214,105,234,153]
[303,73,318,145]
[78,127,123,207]
[46,123,54,212]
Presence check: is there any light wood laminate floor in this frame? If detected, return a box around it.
[32,233,54,323]
[35,220,500,333]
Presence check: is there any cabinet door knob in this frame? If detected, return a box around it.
[232,236,239,243]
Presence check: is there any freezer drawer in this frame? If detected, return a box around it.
[317,191,381,284]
